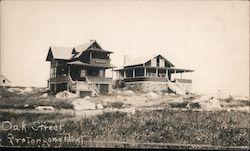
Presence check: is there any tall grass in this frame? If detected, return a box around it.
[0,109,249,147]
[0,87,73,109]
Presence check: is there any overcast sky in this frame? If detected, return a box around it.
[1,0,249,96]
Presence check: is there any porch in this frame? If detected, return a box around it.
[116,66,193,83]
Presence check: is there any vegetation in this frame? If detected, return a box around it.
[0,109,249,148]
[0,87,73,109]
[0,86,249,149]
[110,101,124,109]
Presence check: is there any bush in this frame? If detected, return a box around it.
[110,102,124,109]
[113,80,125,89]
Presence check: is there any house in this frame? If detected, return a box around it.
[46,40,115,96]
[114,54,194,94]
[0,74,11,87]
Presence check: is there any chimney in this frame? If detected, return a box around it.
[124,55,132,66]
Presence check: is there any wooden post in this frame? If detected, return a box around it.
[156,68,158,77]
[68,66,71,77]
[55,66,57,78]
[118,71,121,80]
[90,51,92,59]
[124,70,126,78]
[54,66,57,93]
[166,69,168,80]
[54,84,57,93]
[133,69,135,78]
[144,68,147,77]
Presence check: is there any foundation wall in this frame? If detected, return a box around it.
[125,81,192,93]
[125,81,168,92]
[172,82,192,94]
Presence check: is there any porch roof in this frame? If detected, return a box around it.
[67,61,116,68]
[114,66,194,73]
[168,68,194,73]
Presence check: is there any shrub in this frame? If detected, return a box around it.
[113,80,125,89]
[110,102,124,109]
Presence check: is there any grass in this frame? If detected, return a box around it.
[0,87,73,109]
[0,109,249,148]
[0,86,249,148]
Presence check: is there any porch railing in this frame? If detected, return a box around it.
[67,75,76,91]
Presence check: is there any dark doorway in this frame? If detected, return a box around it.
[99,84,109,94]
[80,91,92,97]
[56,83,67,93]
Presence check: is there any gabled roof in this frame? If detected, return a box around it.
[0,74,11,83]
[124,54,174,67]
[46,40,112,61]
[75,40,100,52]
[74,40,103,58]
[46,46,74,61]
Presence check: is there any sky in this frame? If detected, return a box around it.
[0,0,249,96]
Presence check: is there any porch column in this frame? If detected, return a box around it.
[156,68,158,77]
[67,84,69,91]
[90,51,92,59]
[144,68,147,77]
[118,71,121,80]
[165,69,169,80]
[124,70,126,78]
[133,69,135,78]
[181,72,182,79]
[55,66,57,78]
[68,66,71,77]
[54,84,57,93]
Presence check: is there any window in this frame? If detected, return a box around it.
[146,69,156,77]
[50,67,56,78]
[126,70,133,77]
[92,44,96,49]
[3,80,5,83]
[135,68,144,77]
[158,69,166,77]
[99,70,104,77]
[80,69,86,77]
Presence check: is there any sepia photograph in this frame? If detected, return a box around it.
[0,0,249,150]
